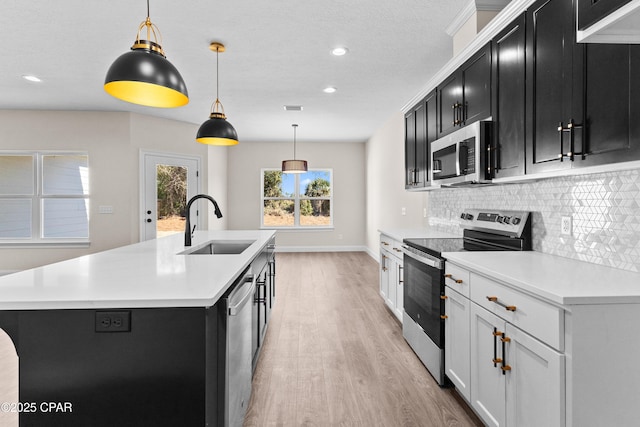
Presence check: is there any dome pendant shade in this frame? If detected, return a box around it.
[196,42,239,146]
[281,159,308,173]
[104,41,189,108]
[196,112,239,146]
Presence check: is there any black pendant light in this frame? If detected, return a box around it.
[282,124,308,173]
[196,42,239,146]
[104,0,188,108]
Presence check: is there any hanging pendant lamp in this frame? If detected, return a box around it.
[104,0,188,108]
[282,124,308,173]
[196,42,239,146]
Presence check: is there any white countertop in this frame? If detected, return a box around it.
[378,228,459,241]
[443,251,640,306]
[0,230,276,310]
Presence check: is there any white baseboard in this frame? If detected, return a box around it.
[0,270,19,277]
[275,245,367,253]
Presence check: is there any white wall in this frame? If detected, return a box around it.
[226,140,366,250]
[207,146,228,230]
[0,110,212,271]
[365,111,424,257]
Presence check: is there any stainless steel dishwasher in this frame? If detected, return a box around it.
[224,271,255,427]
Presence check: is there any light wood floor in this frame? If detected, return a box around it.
[243,252,483,427]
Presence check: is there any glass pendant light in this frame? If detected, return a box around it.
[196,42,239,146]
[282,124,308,173]
[104,0,188,108]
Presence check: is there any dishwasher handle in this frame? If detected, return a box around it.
[228,274,256,316]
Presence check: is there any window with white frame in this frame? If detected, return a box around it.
[0,152,89,245]
[261,169,333,229]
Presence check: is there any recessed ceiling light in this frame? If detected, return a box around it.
[22,75,42,83]
[284,105,303,111]
[331,47,349,56]
[323,87,337,94]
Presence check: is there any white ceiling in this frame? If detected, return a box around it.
[0,0,467,143]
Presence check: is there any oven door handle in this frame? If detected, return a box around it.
[401,245,443,269]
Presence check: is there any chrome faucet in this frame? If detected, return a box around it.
[184,194,223,246]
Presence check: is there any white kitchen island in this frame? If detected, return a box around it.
[0,229,276,427]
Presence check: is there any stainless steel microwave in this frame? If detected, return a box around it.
[430,119,493,186]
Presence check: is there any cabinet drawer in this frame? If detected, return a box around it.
[470,273,564,351]
[380,235,403,261]
[445,263,470,298]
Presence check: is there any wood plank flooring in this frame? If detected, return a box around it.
[243,252,483,427]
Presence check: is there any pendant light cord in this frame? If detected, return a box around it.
[146,0,150,18]
[293,124,298,160]
[216,48,220,102]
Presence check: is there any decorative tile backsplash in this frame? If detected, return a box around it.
[427,168,640,272]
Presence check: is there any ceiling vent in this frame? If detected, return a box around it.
[284,105,303,111]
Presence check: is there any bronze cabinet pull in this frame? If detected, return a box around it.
[501,333,511,375]
[445,274,463,284]
[486,296,517,312]
[492,327,502,367]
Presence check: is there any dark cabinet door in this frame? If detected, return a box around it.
[577,44,640,167]
[577,0,632,30]
[526,0,578,174]
[438,73,462,137]
[404,110,417,188]
[405,90,436,189]
[437,43,492,138]
[415,101,428,186]
[491,13,526,178]
[462,42,492,125]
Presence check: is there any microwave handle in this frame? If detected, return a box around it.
[458,142,468,175]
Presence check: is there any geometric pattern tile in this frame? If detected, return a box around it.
[427,168,640,272]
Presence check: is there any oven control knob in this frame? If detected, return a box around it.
[460,213,466,219]
[462,213,473,221]
[512,217,521,225]
[503,216,511,224]
[496,215,504,223]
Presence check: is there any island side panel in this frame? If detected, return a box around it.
[0,308,208,427]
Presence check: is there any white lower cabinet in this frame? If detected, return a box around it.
[444,286,471,401]
[447,263,565,427]
[469,304,564,427]
[470,304,506,427]
[505,323,564,427]
[379,234,404,322]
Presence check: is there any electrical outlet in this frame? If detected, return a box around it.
[95,311,131,332]
[401,207,406,216]
[561,216,572,236]
[423,208,427,218]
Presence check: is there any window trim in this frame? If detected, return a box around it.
[260,168,334,230]
[0,151,90,247]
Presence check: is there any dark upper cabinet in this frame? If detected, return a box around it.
[577,0,632,30]
[437,43,492,137]
[526,0,580,174]
[405,90,437,189]
[491,13,526,179]
[577,43,640,167]
[405,109,417,188]
[527,0,640,174]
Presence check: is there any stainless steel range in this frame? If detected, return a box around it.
[401,209,532,385]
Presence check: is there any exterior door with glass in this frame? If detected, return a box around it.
[141,152,200,241]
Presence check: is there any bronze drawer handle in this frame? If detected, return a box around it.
[486,296,517,312]
[445,274,463,284]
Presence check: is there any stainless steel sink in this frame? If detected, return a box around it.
[180,240,255,255]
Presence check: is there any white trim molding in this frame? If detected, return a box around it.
[446,0,514,36]
[403,0,535,113]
